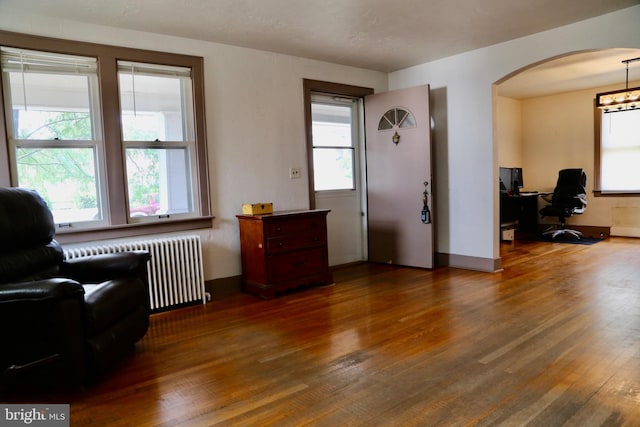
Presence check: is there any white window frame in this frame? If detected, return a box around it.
[310,93,361,193]
[1,47,109,230]
[595,107,640,195]
[117,60,200,223]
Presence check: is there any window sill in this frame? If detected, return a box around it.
[55,216,214,244]
[593,190,640,197]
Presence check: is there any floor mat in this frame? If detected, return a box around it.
[526,234,603,245]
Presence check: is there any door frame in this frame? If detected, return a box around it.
[303,79,374,208]
[303,80,374,265]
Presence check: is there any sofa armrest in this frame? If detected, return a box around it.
[61,250,151,284]
[0,278,87,386]
[0,278,83,302]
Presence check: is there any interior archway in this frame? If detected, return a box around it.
[493,48,640,255]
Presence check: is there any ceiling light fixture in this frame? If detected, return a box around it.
[596,57,640,113]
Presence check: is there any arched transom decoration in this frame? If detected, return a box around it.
[378,107,416,130]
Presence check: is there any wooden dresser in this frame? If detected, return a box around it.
[237,209,333,299]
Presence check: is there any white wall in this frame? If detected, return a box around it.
[389,5,640,262]
[0,9,388,282]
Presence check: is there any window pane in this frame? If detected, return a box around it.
[378,116,393,130]
[398,108,416,128]
[12,109,92,140]
[16,147,101,223]
[384,110,396,126]
[313,148,354,191]
[126,148,193,217]
[312,103,352,147]
[601,110,640,191]
[7,72,93,140]
[119,66,193,142]
[601,148,640,191]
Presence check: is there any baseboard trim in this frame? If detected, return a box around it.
[205,275,243,300]
[207,256,502,298]
[611,227,640,238]
[436,252,502,272]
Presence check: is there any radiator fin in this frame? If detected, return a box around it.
[63,235,206,311]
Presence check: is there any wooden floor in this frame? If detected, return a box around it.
[6,237,640,426]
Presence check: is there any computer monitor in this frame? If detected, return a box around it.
[499,167,524,194]
[512,167,524,191]
[499,167,512,194]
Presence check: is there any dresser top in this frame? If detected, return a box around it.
[236,208,330,221]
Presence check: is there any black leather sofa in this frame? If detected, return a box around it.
[0,187,151,389]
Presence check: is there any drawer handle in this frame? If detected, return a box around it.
[313,236,319,241]
[278,242,284,247]
[293,261,305,267]
[276,227,282,232]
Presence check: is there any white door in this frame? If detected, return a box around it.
[365,85,434,268]
[311,94,366,265]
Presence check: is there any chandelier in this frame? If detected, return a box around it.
[596,57,640,113]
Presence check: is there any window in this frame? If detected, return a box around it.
[377,107,416,130]
[0,31,211,241]
[1,47,106,228]
[596,108,640,193]
[303,80,373,208]
[311,95,358,191]
[118,61,198,221]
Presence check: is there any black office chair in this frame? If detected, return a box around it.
[539,168,587,239]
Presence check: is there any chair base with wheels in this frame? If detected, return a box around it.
[541,215,583,240]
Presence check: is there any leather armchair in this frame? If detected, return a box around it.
[0,187,151,389]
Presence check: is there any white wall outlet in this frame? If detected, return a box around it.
[289,167,302,179]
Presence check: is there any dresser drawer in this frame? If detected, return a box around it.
[266,231,326,253]
[268,247,326,282]
[264,216,324,237]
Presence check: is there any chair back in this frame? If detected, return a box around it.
[0,187,63,283]
[551,169,587,210]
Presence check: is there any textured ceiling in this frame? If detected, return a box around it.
[2,0,638,72]
[498,49,640,99]
[3,0,640,98]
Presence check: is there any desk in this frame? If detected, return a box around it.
[500,193,541,233]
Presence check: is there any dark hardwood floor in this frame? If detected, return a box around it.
[6,237,640,426]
